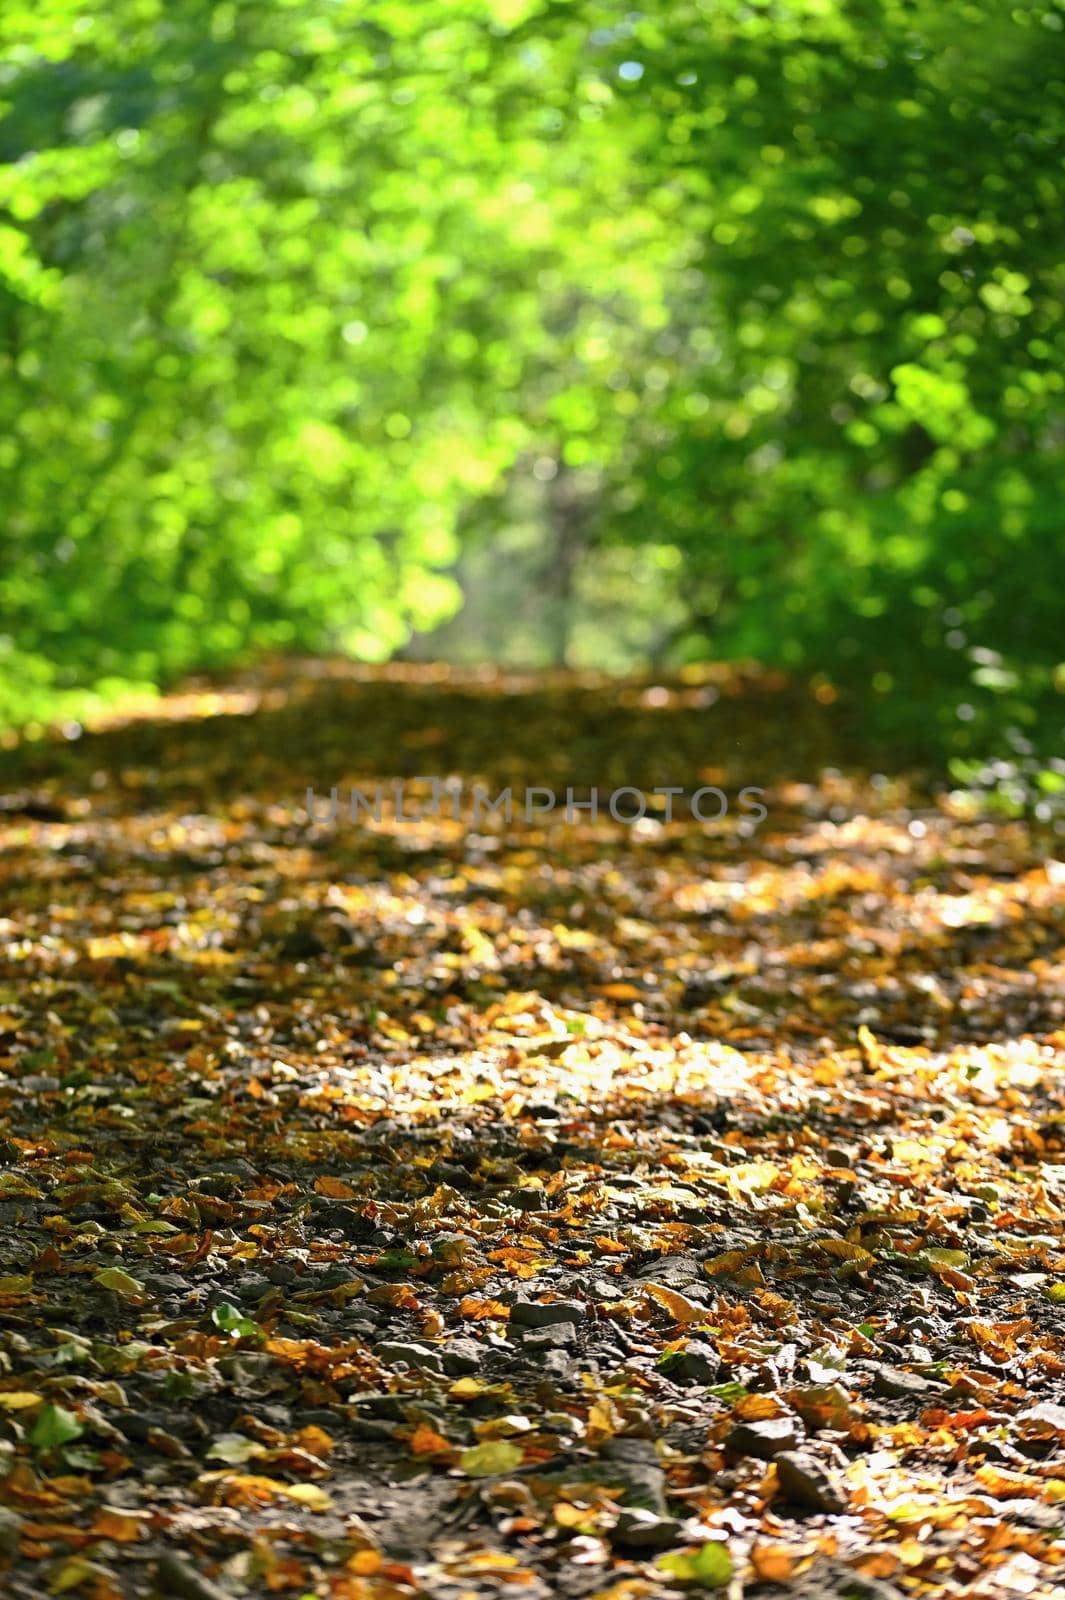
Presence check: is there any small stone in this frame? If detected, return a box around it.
[660,1340,720,1386]
[510,1299,584,1328]
[441,1338,482,1375]
[726,1416,802,1460]
[599,1438,667,1512]
[348,1416,401,1441]
[798,1557,909,1600]
[203,1158,259,1180]
[217,1352,281,1393]
[318,1265,360,1289]
[1003,1498,1065,1530]
[157,1551,232,1600]
[871,1365,939,1400]
[353,1394,408,1420]
[1019,1401,1065,1433]
[197,1174,241,1198]
[306,1203,375,1241]
[636,1253,704,1287]
[0,1507,23,1556]
[279,927,326,960]
[374,1341,443,1373]
[522,1323,577,1351]
[427,1160,470,1188]
[144,1272,190,1296]
[611,1508,683,1549]
[1015,1401,1065,1457]
[236,1274,271,1303]
[775,1450,846,1513]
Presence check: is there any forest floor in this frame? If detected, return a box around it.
[1,662,1064,1600]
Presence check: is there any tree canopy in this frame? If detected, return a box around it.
[1,0,1062,762]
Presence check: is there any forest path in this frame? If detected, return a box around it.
[1,664,1063,1599]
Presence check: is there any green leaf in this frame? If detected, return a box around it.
[22,1050,57,1069]
[707,1381,749,1402]
[30,1403,84,1450]
[163,1371,198,1400]
[925,1247,969,1269]
[211,1303,263,1340]
[459,1441,523,1477]
[658,1541,733,1588]
[375,1250,418,1270]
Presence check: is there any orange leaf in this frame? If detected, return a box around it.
[314,1177,356,1200]
[366,1284,419,1309]
[89,1508,148,1543]
[458,1296,509,1321]
[751,1545,796,1583]
[346,1550,382,1576]
[293,1424,333,1455]
[410,1423,451,1456]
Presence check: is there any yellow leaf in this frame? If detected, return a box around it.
[726,1161,779,1196]
[857,1024,881,1067]
[891,1139,930,1165]
[704,1248,756,1277]
[554,1502,588,1528]
[450,1377,486,1399]
[819,1240,874,1265]
[47,1558,100,1594]
[201,1472,333,1511]
[460,1441,523,1477]
[642,1282,707,1325]
[0,1391,43,1409]
[587,1400,617,1440]
[279,1481,333,1511]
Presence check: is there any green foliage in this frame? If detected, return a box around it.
[657,1540,733,1588]
[211,1302,264,1341]
[0,0,1062,757]
[29,1402,84,1450]
[587,0,1064,757]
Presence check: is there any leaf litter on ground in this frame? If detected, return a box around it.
[0,661,1063,1598]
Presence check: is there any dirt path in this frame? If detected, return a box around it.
[1,665,1063,1599]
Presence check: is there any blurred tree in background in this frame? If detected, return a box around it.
[1,0,1062,769]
